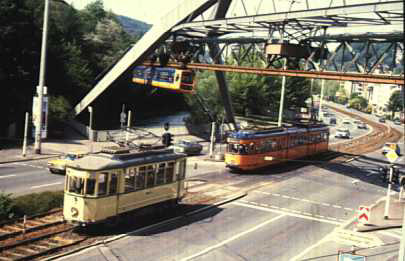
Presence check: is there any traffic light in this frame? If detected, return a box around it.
[379,167,388,182]
[162,132,173,147]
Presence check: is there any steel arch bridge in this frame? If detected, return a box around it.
[74,0,404,129]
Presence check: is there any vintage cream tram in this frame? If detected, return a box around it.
[63,147,187,225]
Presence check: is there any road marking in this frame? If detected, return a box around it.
[234,201,342,225]
[253,190,353,211]
[11,162,47,170]
[290,231,332,261]
[31,182,62,189]
[0,175,16,179]
[180,214,286,261]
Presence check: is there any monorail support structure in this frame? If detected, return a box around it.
[208,0,237,130]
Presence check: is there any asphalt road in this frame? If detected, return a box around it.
[56,144,404,261]
[0,107,371,196]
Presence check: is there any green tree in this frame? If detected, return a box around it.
[387,90,404,118]
[349,96,368,111]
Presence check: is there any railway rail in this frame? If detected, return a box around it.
[0,107,401,260]
[0,210,85,261]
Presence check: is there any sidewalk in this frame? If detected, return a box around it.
[357,195,405,232]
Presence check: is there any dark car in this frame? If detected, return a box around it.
[329,118,337,125]
[378,117,386,123]
[173,140,203,155]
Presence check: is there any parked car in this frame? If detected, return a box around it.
[173,140,203,155]
[48,152,86,174]
[342,119,351,125]
[378,117,386,123]
[382,143,401,155]
[329,118,337,125]
[335,128,351,139]
[357,122,367,129]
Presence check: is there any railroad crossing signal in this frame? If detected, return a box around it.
[385,150,399,163]
[357,206,370,225]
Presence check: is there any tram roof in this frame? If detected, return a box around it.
[228,124,328,140]
[66,149,186,171]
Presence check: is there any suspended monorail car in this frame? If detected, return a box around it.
[63,147,187,225]
[225,123,329,171]
[132,66,196,94]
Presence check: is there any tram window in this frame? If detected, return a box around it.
[156,163,165,185]
[166,162,175,183]
[68,176,84,195]
[109,173,118,194]
[146,165,156,188]
[125,168,136,192]
[98,173,108,196]
[86,178,96,196]
[136,167,146,190]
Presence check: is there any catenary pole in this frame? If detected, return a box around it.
[34,0,50,154]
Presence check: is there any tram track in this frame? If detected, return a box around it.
[0,106,401,260]
[328,105,402,157]
[0,210,85,261]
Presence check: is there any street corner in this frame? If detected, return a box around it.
[355,197,405,232]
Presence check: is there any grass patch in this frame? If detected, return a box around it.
[0,191,64,222]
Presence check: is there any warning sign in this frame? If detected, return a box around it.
[357,206,370,225]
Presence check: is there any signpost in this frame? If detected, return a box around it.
[384,150,398,219]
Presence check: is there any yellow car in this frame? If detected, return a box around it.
[47,152,85,174]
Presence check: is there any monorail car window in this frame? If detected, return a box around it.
[156,163,165,185]
[166,162,175,183]
[98,172,108,196]
[181,72,193,84]
[146,165,156,188]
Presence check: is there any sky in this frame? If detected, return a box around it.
[67,0,402,33]
[67,0,185,24]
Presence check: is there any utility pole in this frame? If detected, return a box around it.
[384,164,394,219]
[22,113,29,157]
[34,0,50,154]
[278,58,287,127]
[318,79,325,121]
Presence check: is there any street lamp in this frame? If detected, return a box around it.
[34,0,50,154]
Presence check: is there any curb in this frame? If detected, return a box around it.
[355,194,402,232]
[0,155,59,165]
[43,192,247,261]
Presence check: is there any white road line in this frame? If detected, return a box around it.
[31,182,62,189]
[0,175,16,179]
[378,230,401,239]
[180,214,286,261]
[253,190,354,213]
[234,201,341,226]
[290,231,333,261]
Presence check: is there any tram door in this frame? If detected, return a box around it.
[177,159,186,200]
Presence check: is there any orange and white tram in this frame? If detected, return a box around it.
[63,147,187,225]
[225,123,329,171]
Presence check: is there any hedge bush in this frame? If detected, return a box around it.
[0,192,15,220]
[0,191,64,222]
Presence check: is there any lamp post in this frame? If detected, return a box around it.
[34,0,50,154]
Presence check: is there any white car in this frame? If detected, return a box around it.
[335,128,351,139]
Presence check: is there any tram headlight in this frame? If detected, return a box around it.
[71,207,79,217]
